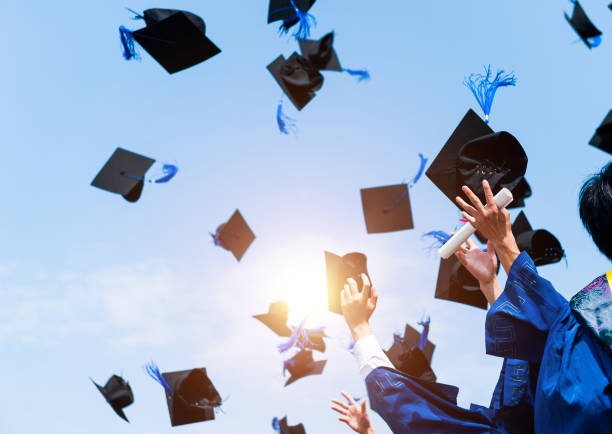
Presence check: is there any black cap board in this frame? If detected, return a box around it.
[91,147,155,203]
[284,350,326,386]
[299,32,342,71]
[132,9,220,74]
[325,251,371,315]
[213,210,256,261]
[92,375,134,422]
[253,302,292,337]
[385,324,435,364]
[512,212,564,266]
[507,177,532,209]
[274,416,306,434]
[301,329,326,353]
[360,184,414,233]
[564,1,602,49]
[268,0,316,23]
[162,367,221,427]
[426,109,527,208]
[434,255,500,309]
[267,53,323,110]
[589,110,612,155]
[384,325,436,381]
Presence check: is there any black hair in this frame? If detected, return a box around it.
[579,161,612,261]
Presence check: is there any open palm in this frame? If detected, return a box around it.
[455,238,498,284]
[331,392,373,433]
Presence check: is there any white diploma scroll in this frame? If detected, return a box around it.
[438,188,514,259]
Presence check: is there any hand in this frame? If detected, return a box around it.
[341,274,378,341]
[455,237,502,305]
[455,180,521,274]
[331,392,375,434]
[455,237,498,285]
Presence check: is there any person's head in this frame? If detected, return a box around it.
[579,161,612,261]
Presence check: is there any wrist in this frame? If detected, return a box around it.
[349,322,372,342]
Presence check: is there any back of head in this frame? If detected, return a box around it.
[579,162,612,261]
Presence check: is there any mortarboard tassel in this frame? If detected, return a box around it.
[384,154,428,213]
[272,417,281,432]
[422,231,451,251]
[464,65,516,123]
[144,361,173,396]
[119,26,139,60]
[278,315,326,353]
[343,68,371,82]
[418,316,430,351]
[154,164,179,183]
[279,0,316,40]
[283,359,296,375]
[276,97,297,135]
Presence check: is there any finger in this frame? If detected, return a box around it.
[455,250,467,266]
[346,278,358,297]
[341,391,357,406]
[466,236,476,250]
[331,399,349,410]
[455,196,479,216]
[338,417,350,424]
[462,185,486,214]
[482,180,497,210]
[331,406,348,416]
[341,287,347,307]
[457,244,468,254]
[361,399,367,413]
[361,273,371,294]
[461,211,477,225]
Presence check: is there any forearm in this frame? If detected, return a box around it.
[350,322,373,342]
[493,234,521,275]
[479,276,503,306]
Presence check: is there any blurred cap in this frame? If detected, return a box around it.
[589,110,612,155]
[133,9,220,74]
[253,301,292,337]
[91,147,155,203]
[273,416,306,434]
[268,0,316,23]
[325,251,371,315]
[512,211,564,266]
[267,53,324,110]
[564,1,602,49]
[434,255,497,309]
[214,210,256,261]
[91,375,134,422]
[507,177,532,209]
[360,184,414,234]
[284,350,326,386]
[299,32,342,71]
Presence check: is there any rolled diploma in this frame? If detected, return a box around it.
[438,187,514,259]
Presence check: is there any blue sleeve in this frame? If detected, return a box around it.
[365,367,498,434]
[485,252,569,362]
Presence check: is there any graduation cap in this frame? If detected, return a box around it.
[565,1,602,49]
[153,366,222,427]
[384,324,436,381]
[589,110,612,155]
[268,53,323,111]
[211,210,256,261]
[325,251,371,315]
[435,255,500,309]
[268,0,317,39]
[360,184,414,234]
[272,416,306,434]
[426,109,527,208]
[284,350,326,386]
[254,302,292,337]
[119,8,221,74]
[91,375,134,422]
[512,212,564,266]
[91,147,155,203]
[507,177,532,209]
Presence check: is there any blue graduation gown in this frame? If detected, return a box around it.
[486,252,612,433]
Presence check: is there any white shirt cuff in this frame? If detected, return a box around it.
[353,334,394,379]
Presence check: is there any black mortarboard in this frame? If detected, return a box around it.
[162,367,221,427]
[434,255,500,309]
[301,329,326,353]
[253,301,292,337]
[512,212,564,266]
[564,1,602,49]
[130,9,220,74]
[284,350,326,386]
[426,109,528,207]
[91,147,155,203]
[91,375,134,422]
[213,210,256,261]
[507,177,532,209]
[384,325,436,380]
[274,416,306,434]
[325,251,371,315]
[268,0,316,24]
[299,32,342,71]
[589,110,612,155]
[360,184,414,234]
[267,53,324,110]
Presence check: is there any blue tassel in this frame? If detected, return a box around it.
[343,68,371,82]
[409,153,428,188]
[283,359,295,375]
[422,231,451,249]
[463,65,516,123]
[276,98,297,135]
[144,361,173,396]
[278,315,325,353]
[119,26,138,61]
[279,0,316,40]
[418,316,430,351]
[588,35,602,48]
[126,8,144,20]
[272,417,281,432]
[154,164,179,184]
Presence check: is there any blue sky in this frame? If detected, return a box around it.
[1,1,611,433]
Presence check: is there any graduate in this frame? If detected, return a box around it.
[455,166,612,433]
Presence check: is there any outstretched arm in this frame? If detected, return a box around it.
[331,392,377,434]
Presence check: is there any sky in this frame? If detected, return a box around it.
[1,0,611,433]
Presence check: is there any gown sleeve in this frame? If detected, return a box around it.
[485,252,569,363]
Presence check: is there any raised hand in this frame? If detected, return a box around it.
[455,237,502,305]
[331,392,376,434]
[341,274,378,341]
